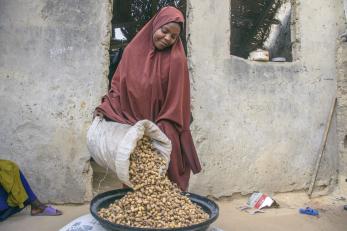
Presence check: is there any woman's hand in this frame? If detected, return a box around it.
[93,110,104,119]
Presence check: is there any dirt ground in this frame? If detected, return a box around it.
[0,191,346,231]
[1,164,347,230]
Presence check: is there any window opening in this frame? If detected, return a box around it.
[108,0,187,89]
[230,0,293,62]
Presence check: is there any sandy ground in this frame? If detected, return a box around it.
[0,192,346,231]
[1,163,346,230]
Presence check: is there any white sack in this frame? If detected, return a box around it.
[59,214,106,231]
[59,214,223,231]
[87,117,172,187]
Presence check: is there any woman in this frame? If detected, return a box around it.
[94,6,201,191]
[0,160,62,221]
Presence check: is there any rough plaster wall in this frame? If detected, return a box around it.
[337,1,347,194]
[0,0,111,202]
[188,0,345,197]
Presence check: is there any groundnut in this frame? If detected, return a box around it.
[98,136,208,228]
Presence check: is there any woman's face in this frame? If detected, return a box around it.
[153,22,181,50]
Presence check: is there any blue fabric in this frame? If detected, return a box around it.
[0,200,30,222]
[0,171,37,221]
[18,171,37,203]
[0,185,8,211]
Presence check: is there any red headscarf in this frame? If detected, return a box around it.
[97,6,201,190]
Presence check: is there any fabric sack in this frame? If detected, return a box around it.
[59,214,223,231]
[87,117,171,187]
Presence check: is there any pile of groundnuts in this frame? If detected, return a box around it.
[98,136,209,229]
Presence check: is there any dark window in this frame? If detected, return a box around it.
[230,0,292,62]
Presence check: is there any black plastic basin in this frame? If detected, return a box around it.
[90,188,219,231]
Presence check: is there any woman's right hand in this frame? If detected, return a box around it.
[93,110,104,119]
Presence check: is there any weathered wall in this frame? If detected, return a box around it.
[0,0,111,202]
[337,0,347,195]
[188,0,346,197]
[0,0,345,202]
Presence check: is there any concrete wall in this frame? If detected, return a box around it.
[187,0,346,197]
[337,41,347,195]
[337,1,347,195]
[0,0,111,202]
[0,0,346,202]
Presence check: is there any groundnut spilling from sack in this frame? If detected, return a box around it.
[98,136,209,229]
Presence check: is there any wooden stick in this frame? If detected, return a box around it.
[307,97,337,197]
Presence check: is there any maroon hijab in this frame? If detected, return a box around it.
[97,6,201,190]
